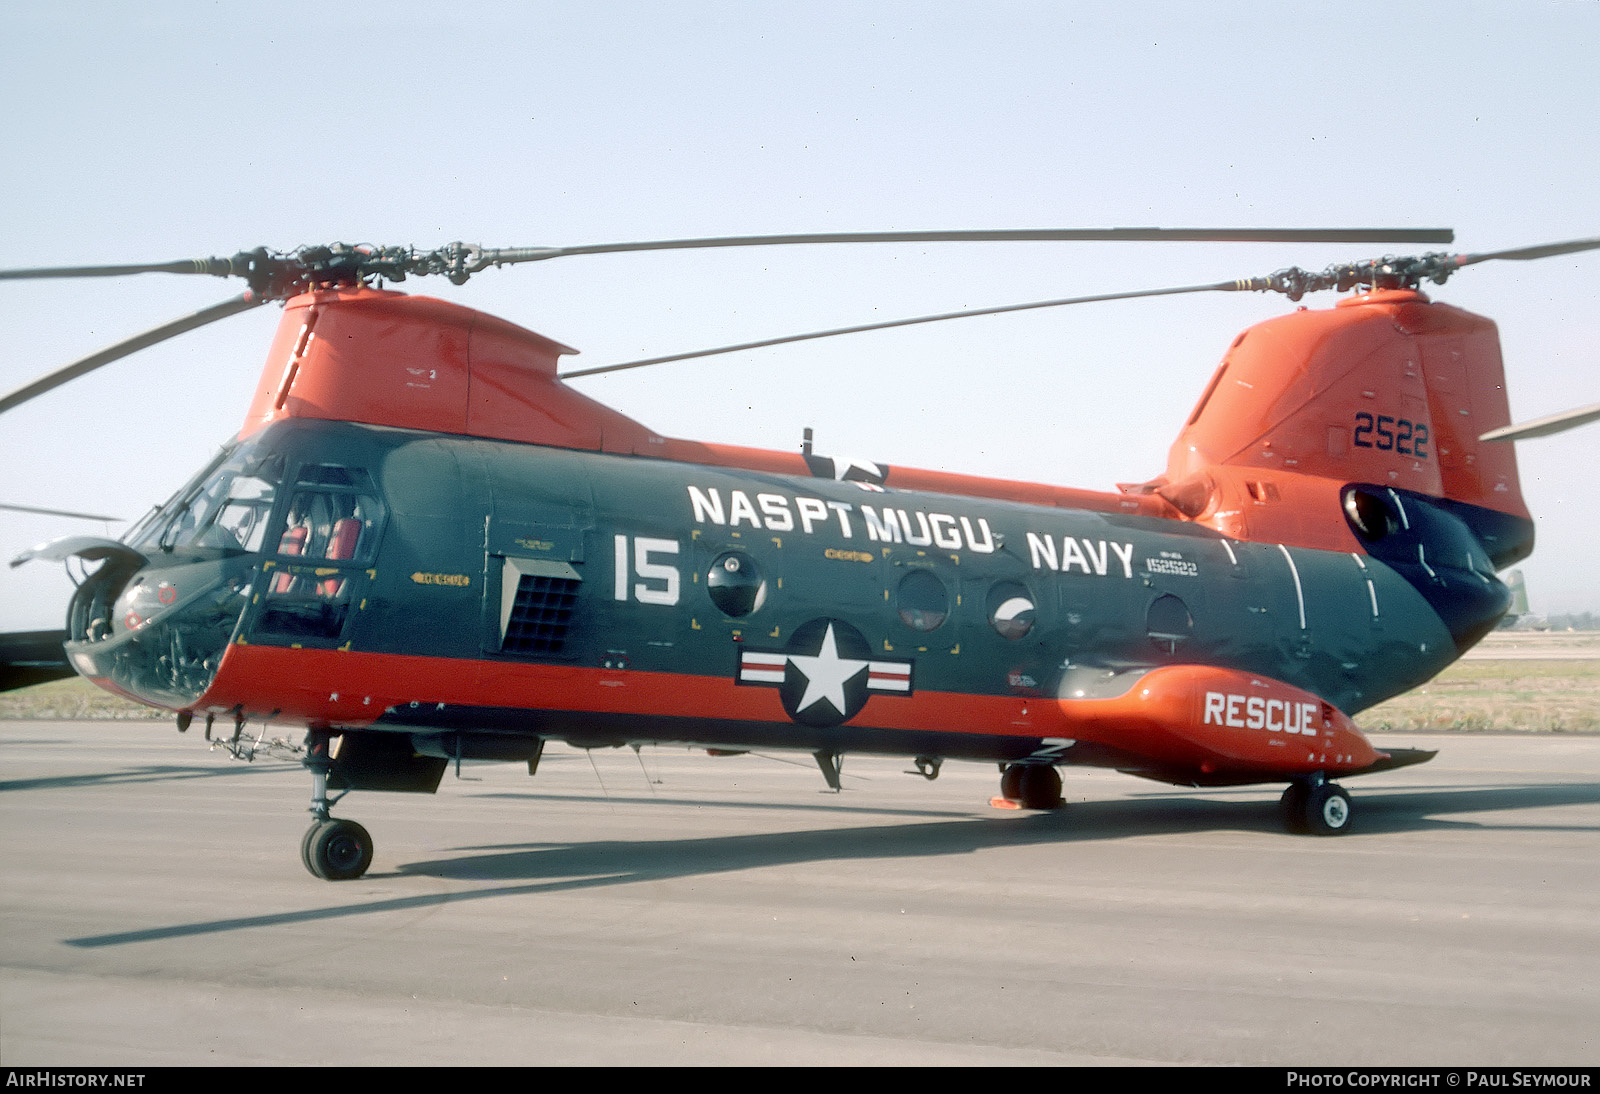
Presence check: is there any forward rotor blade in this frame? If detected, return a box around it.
[487,227,1454,267]
[1480,401,1600,442]
[1456,237,1600,266]
[0,294,261,414]
[563,280,1240,378]
[0,228,1457,292]
[0,257,244,281]
[0,503,123,522]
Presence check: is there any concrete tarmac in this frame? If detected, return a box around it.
[1463,631,1600,660]
[1,719,1597,1066]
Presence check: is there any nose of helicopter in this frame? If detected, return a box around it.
[59,551,253,711]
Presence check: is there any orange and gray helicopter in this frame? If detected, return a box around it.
[4,228,1596,880]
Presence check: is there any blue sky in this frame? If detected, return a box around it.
[2,1,1596,629]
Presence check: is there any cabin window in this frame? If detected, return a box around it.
[986,582,1036,640]
[1146,593,1194,654]
[1342,488,1395,542]
[706,551,766,617]
[896,569,949,632]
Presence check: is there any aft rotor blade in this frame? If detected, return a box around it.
[0,293,261,414]
[486,227,1454,267]
[1480,401,1600,442]
[563,280,1242,378]
[1456,237,1600,266]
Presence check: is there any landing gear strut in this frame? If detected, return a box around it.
[998,763,1063,810]
[301,729,373,880]
[1280,776,1352,836]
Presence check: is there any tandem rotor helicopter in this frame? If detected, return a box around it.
[3,227,1597,880]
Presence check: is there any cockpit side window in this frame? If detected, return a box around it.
[253,464,384,644]
[200,475,276,551]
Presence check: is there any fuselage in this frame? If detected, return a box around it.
[59,413,1513,785]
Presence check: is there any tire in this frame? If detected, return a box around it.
[999,763,1025,801]
[307,818,373,880]
[1018,764,1062,810]
[1279,783,1310,834]
[300,821,324,877]
[1303,784,1352,836]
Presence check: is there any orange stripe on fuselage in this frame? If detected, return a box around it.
[195,641,1052,738]
[192,643,1381,779]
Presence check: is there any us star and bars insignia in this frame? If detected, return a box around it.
[736,617,913,726]
[802,452,890,486]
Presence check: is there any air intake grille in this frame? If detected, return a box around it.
[502,575,580,655]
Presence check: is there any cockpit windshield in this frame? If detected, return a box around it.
[129,445,287,555]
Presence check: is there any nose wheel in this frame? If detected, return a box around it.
[301,729,374,880]
[302,818,374,880]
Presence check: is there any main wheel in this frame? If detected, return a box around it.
[1018,764,1063,810]
[1302,784,1352,836]
[304,818,374,880]
[999,763,1025,801]
[1279,783,1311,834]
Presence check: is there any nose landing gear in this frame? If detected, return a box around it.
[302,729,373,880]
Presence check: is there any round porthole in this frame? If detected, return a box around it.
[986,582,1036,640]
[707,551,766,617]
[1147,593,1194,654]
[1343,488,1395,542]
[896,569,949,632]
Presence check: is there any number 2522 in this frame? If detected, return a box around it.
[1353,412,1428,458]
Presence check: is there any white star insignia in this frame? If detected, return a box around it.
[785,623,869,714]
[829,455,886,482]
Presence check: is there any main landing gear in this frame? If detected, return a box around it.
[997,763,1063,811]
[1280,775,1352,836]
[301,729,373,880]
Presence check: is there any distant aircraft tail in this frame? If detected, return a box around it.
[0,629,72,692]
[1506,569,1530,617]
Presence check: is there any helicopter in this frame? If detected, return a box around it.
[3,227,1596,881]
